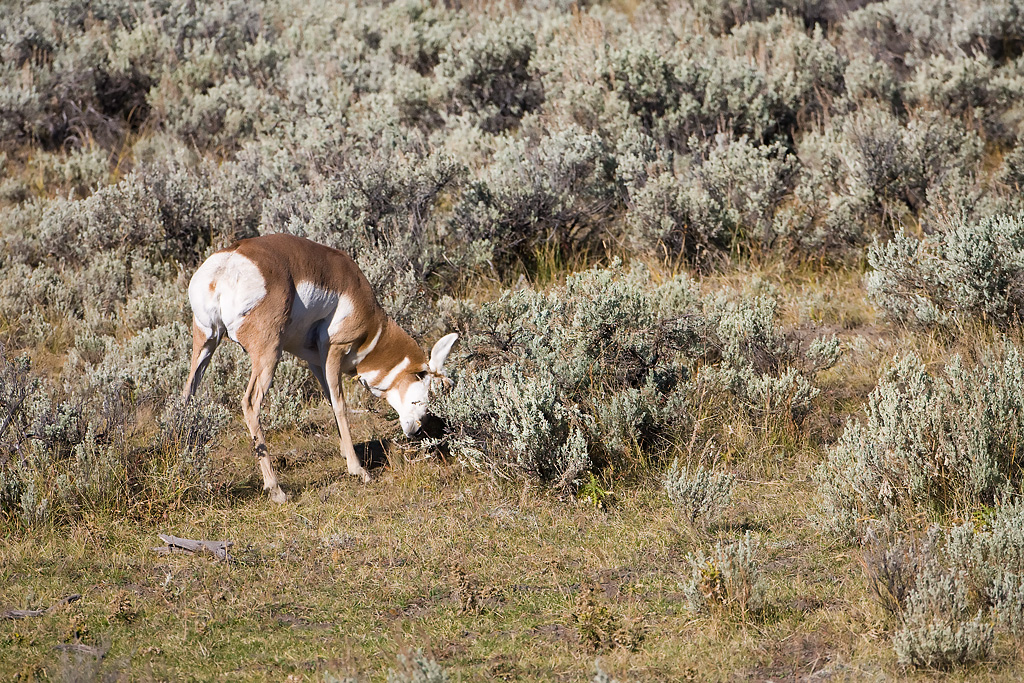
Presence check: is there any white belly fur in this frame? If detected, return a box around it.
[280,282,355,356]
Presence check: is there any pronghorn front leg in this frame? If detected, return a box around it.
[241,350,288,503]
[324,345,371,483]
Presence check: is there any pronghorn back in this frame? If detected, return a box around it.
[190,235,380,344]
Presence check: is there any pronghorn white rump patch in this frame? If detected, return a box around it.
[188,252,267,342]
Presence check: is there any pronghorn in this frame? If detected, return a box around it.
[182,233,458,503]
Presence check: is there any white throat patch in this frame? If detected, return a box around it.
[376,357,411,392]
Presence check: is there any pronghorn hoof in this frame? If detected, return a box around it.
[267,487,289,504]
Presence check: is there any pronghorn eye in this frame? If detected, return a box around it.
[415,371,429,381]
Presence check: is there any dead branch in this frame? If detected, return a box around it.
[1,594,82,620]
[152,534,233,561]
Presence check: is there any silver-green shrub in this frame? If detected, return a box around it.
[861,531,921,619]
[946,503,1024,634]
[843,0,1024,68]
[436,17,542,132]
[387,650,448,683]
[380,0,460,77]
[67,322,189,407]
[27,146,110,198]
[686,0,847,34]
[729,14,845,122]
[626,136,798,264]
[991,572,1024,636]
[261,143,464,334]
[0,346,109,521]
[8,0,1024,282]
[880,504,1024,669]
[0,349,37,515]
[906,53,998,119]
[783,105,987,251]
[0,0,151,150]
[592,660,626,683]
[606,39,777,150]
[866,212,1024,328]
[35,171,160,264]
[0,330,228,523]
[158,397,226,495]
[840,0,1024,146]
[843,107,980,219]
[681,532,764,617]
[893,557,994,670]
[0,261,82,346]
[843,54,900,111]
[435,263,841,486]
[452,122,616,271]
[819,344,1024,537]
[664,456,735,525]
[703,292,840,425]
[433,264,705,486]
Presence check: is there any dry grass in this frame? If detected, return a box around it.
[0,445,850,682]
[6,437,1021,681]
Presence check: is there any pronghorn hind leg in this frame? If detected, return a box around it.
[182,320,221,400]
[241,347,288,503]
[324,345,371,483]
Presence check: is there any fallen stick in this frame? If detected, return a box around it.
[2,594,82,620]
[54,642,107,658]
[153,534,233,561]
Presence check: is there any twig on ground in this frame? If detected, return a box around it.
[1,594,82,620]
[152,534,233,561]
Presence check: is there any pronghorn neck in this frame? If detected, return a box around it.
[356,318,426,391]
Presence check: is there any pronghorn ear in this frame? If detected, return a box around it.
[428,333,459,374]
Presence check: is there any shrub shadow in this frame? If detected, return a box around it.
[707,518,773,535]
[354,439,393,471]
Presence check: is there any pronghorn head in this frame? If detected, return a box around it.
[363,332,459,437]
